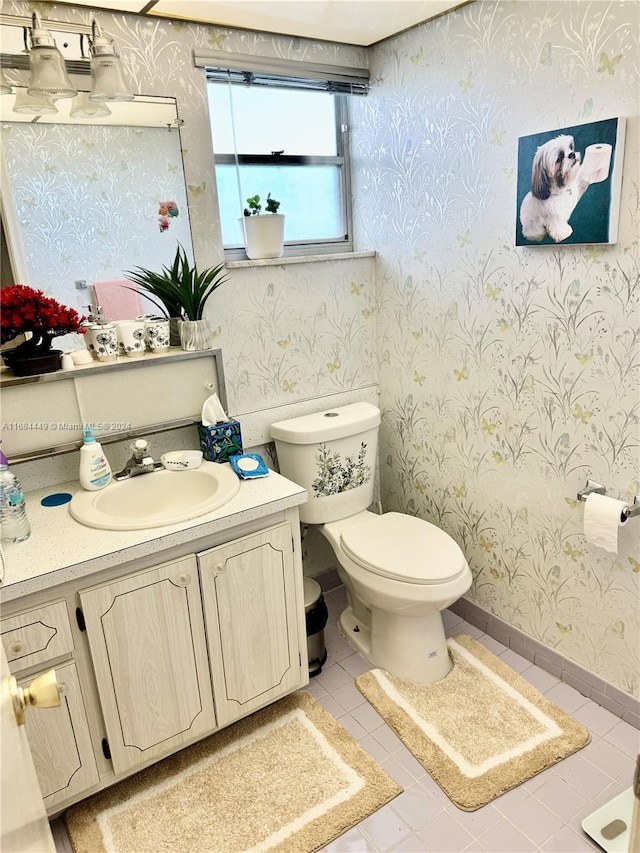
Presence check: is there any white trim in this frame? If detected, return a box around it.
[1,150,29,284]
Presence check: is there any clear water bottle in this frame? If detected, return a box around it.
[0,444,31,543]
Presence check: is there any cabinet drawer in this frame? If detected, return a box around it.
[1,601,73,672]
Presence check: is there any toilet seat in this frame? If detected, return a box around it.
[340,512,467,584]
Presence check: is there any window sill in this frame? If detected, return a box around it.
[226,250,375,269]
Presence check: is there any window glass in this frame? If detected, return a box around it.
[216,164,343,245]
[208,86,337,156]
[208,81,350,253]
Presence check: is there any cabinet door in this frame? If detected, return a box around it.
[22,662,99,811]
[199,523,305,727]
[80,556,216,775]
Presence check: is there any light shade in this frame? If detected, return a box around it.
[89,21,134,102]
[27,13,76,100]
[1,73,12,95]
[12,88,58,115]
[70,92,112,119]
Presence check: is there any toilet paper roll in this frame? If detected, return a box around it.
[580,143,612,184]
[583,493,627,554]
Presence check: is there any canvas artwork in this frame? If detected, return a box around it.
[516,117,626,246]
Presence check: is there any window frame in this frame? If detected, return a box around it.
[209,90,353,260]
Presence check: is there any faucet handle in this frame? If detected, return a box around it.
[130,438,150,461]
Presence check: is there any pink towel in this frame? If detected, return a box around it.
[91,279,143,322]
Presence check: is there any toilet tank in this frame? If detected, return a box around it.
[271,402,381,524]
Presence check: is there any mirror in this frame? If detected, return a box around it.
[0,88,193,314]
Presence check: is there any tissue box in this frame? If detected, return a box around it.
[197,420,243,463]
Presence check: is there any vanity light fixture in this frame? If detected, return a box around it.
[88,19,134,102]
[17,12,133,104]
[26,11,76,100]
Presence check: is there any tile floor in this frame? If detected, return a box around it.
[312,586,639,853]
[51,585,639,853]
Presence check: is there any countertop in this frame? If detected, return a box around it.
[0,466,307,602]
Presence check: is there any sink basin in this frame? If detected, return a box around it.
[69,462,241,530]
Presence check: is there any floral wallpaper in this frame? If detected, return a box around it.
[214,258,378,414]
[351,0,640,696]
[3,1,638,698]
[1,1,376,417]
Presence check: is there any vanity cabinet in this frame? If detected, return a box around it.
[199,523,303,727]
[79,555,216,776]
[1,602,99,810]
[2,491,308,814]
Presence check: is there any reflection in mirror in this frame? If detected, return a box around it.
[0,88,193,318]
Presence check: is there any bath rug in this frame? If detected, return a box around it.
[64,690,401,853]
[356,634,590,811]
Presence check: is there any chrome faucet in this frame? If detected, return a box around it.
[114,439,163,480]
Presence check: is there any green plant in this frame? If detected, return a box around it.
[124,245,228,321]
[243,193,281,216]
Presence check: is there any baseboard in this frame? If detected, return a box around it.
[310,568,342,594]
[451,597,640,728]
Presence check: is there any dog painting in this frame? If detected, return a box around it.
[516,118,626,246]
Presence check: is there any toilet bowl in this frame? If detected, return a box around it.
[322,510,471,682]
[271,402,472,684]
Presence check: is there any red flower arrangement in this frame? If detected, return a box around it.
[1,285,86,360]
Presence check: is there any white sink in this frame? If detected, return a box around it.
[69,462,241,530]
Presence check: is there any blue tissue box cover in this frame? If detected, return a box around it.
[197,420,243,463]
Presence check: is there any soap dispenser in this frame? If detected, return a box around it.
[79,428,112,491]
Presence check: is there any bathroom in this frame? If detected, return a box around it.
[0,0,638,851]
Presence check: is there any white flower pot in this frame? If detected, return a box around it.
[240,214,285,260]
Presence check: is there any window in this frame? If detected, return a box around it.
[208,83,352,257]
[197,52,368,258]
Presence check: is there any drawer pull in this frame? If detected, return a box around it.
[174,573,191,587]
[8,641,25,656]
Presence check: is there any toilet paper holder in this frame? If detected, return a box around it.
[577,480,640,520]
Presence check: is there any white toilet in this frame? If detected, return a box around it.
[271,402,472,684]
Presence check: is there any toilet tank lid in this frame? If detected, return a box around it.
[271,402,381,444]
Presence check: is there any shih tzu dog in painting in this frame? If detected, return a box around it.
[519,134,588,243]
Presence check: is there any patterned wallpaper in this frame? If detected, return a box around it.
[2,1,376,418]
[3,1,638,697]
[351,0,639,696]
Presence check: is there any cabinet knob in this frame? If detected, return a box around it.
[175,572,191,587]
[213,563,225,574]
[8,669,61,726]
[8,640,25,656]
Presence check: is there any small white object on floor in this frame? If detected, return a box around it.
[581,787,635,853]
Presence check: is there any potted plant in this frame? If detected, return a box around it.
[124,245,228,351]
[241,193,285,260]
[0,285,86,376]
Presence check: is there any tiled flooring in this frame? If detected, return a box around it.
[313,586,639,853]
[51,584,639,853]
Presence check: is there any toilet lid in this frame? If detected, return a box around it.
[340,512,467,584]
